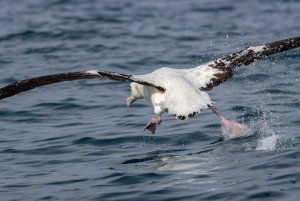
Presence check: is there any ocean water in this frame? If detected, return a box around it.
[0,0,300,200]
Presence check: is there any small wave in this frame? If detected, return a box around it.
[0,30,63,42]
[33,102,88,110]
[23,45,68,55]
[191,6,235,13]
[122,148,186,165]
[254,88,294,95]
[45,178,88,185]
[246,191,285,200]
[233,73,271,82]
[72,135,171,147]
[0,145,72,155]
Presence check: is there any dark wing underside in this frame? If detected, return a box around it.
[0,70,164,100]
[193,36,300,90]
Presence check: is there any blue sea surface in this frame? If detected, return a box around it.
[0,0,300,200]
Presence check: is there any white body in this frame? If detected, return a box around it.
[128,67,215,119]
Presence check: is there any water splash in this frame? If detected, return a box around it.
[221,118,281,151]
[256,132,279,151]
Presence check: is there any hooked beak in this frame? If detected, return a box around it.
[126,95,135,107]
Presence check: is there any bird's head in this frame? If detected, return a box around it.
[126,82,144,106]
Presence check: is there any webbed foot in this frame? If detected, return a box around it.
[209,104,248,138]
[144,116,162,134]
[220,116,248,137]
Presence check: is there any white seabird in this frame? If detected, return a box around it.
[0,36,299,135]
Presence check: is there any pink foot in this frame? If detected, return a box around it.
[219,116,248,137]
[209,105,248,138]
[144,116,162,134]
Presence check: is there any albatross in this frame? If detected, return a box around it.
[0,36,299,135]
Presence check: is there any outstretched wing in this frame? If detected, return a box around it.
[0,70,165,100]
[183,36,300,91]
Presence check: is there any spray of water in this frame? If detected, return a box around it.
[221,117,282,151]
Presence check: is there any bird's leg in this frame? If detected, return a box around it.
[144,115,162,134]
[208,104,248,137]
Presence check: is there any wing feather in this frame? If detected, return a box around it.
[184,36,300,90]
[0,70,165,100]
